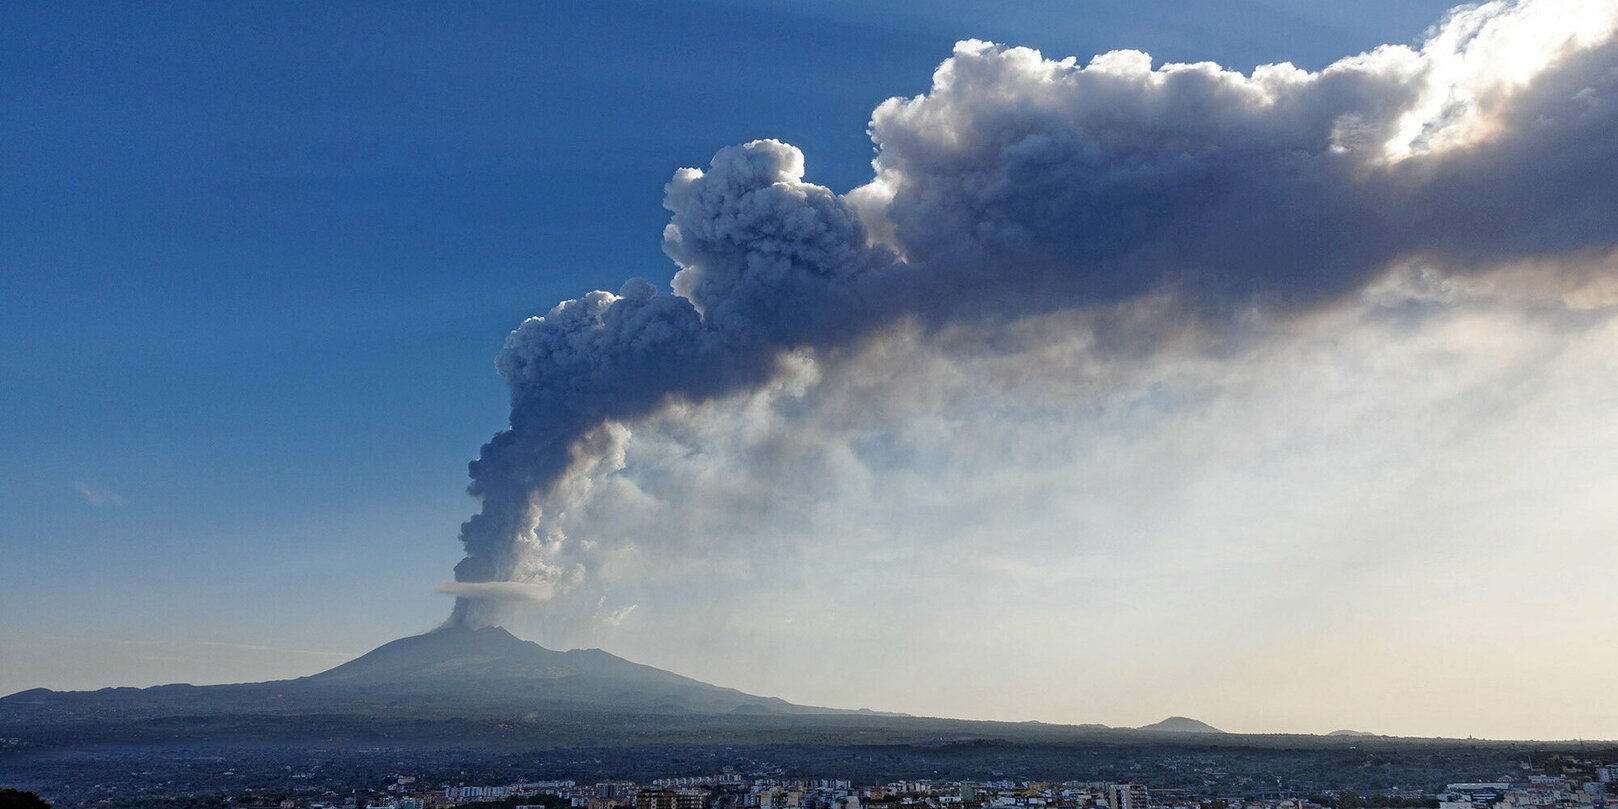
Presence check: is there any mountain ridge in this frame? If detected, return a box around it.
[1,629,1542,747]
[0,625,909,726]
[305,626,710,688]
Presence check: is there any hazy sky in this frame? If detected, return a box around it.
[5,0,1615,741]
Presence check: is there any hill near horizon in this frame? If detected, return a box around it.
[1136,716,1225,734]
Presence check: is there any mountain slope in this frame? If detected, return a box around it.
[310,626,730,691]
[0,626,836,724]
[302,625,821,715]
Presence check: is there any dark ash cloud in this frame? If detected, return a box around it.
[446,0,1618,628]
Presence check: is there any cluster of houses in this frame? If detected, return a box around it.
[344,763,1618,809]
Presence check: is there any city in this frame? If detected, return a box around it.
[9,743,1617,809]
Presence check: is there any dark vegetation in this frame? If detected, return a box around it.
[0,790,52,809]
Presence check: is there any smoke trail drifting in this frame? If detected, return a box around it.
[445,0,1618,628]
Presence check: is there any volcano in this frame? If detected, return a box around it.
[0,626,854,728]
[303,625,814,713]
[0,628,1506,756]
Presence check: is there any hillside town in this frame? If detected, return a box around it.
[215,759,1618,809]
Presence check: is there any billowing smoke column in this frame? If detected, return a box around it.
[445,0,1618,628]
[445,145,897,627]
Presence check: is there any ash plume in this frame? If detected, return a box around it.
[445,0,1618,629]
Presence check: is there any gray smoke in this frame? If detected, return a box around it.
[447,0,1618,628]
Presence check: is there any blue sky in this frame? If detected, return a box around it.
[3,1,1478,709]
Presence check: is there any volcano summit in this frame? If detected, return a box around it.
[0,626,861,731]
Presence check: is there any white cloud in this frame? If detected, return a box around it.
[70,480,127,507]
[509,271,1618,738]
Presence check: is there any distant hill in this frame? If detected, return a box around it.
[1136,716,1225,733]
[1328,729,1379,737]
